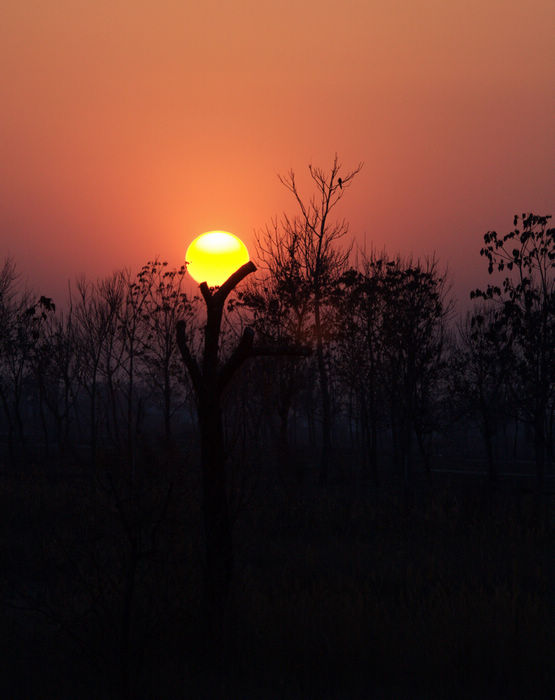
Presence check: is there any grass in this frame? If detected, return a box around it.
[1,456,552,699]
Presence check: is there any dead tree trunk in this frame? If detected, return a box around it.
[176,261,310,636]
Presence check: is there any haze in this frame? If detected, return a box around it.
[1,0,553,307]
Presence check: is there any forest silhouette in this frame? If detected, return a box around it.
[1,161,553,699]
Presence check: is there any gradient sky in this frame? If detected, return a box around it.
[1,0,553,308]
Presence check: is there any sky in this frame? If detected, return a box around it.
[1,0,553,309]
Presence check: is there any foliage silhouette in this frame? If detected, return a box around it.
[472,213,554,487]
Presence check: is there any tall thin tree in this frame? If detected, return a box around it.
[258,155,362,482]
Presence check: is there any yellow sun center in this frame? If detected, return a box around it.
[185,231,250,286]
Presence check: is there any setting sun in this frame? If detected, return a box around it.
[185,231,250,286]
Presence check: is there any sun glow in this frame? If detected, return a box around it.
[185,231,250,286]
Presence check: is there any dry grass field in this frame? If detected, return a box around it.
[1,452,553,699]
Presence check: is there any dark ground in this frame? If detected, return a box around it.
[1,450,553,699]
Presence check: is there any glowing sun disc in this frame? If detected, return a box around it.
[186,231,250,286]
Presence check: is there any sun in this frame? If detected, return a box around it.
[185,231,250,287]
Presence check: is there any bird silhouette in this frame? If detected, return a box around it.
[338,177,343,189]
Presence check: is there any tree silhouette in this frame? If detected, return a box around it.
[335,255,450,489]
[176,261,310,638]
[0,261,57,460]
[73,273,126,469]
[235,242,313,487]
[334,265,384,485]
[133,261,192,446]
[257,155,362,483]
[454,307,514,483]
[472,213,554,487]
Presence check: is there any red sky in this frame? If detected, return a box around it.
[1,0,553,309]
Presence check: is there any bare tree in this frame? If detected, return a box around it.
[0,258,21,459]
[235,260,312,487]
[453,306,514,483]
[118,268,152,476]
[257,155,362,483]
[333,265,385,485]
[0,260,56,460]
[134,260,193,446]
[176,262,310,640]
[379,257,451,488]
[73,273,125,469]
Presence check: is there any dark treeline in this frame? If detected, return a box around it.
[1,160,553,699]
[0,258,197,468]
[1,223,552,489]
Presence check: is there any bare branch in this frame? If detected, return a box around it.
[213,261,257,305]
[250,344,312,358]
[176,320,202,395]
[200,282,212,305]
[218,326,255,393]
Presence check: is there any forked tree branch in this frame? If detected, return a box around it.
[180,258,311,399]
[219,328,312,394]
[214,261,257,305]
[218,326,255,393]
[197,262,257,309]
[199,282,212,304]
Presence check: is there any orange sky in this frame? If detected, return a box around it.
[1,0,553,308]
